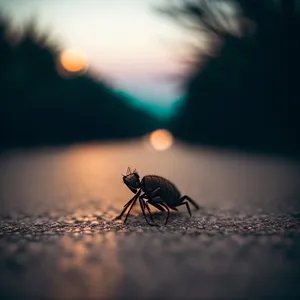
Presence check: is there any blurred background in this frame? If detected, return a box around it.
[0,0,299,156]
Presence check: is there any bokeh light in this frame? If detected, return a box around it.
[149,129,174,151]
[59,49,88,73]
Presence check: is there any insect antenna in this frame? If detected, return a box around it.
[126,167,131,174]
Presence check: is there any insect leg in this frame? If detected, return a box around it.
[169,206,179,211]
[148,202,165,212]
[176,201,192,217]
[139,198,159,226]
[123,200,133,208]
[140,193,157,223]
[124,197,138,223]
[114,196,136,220]
[142,200,156,223]
[160,203,170,225]
[179,195,200,210]
[123,190,142,223]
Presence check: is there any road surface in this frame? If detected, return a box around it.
[1,139,300,299]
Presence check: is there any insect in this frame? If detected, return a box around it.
[114,167,200,226]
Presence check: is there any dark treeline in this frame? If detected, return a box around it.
[157,0,300,157]
[0,16,159,148]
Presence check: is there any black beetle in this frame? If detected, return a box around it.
[114,167,200,226]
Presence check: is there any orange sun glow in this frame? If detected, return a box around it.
[149,129,174,151]
[59,49,88,73]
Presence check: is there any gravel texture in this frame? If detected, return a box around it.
[1,140,300,299]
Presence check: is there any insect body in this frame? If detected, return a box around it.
[114,167,200,226]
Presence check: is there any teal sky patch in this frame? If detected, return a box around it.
[115,90,186,121]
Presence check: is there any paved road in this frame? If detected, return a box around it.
[1,140,300,299]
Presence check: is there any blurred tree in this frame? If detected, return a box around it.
[0,15,159,147]
[156,0,300,156]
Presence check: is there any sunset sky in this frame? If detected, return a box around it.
[0,0,193,119]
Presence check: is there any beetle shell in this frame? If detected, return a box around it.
[141,175,181,207]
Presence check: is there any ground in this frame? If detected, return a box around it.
[0,140,300,299]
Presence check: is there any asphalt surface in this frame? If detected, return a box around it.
[1,139,300,299]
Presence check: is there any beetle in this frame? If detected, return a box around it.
[114,167,200,226]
